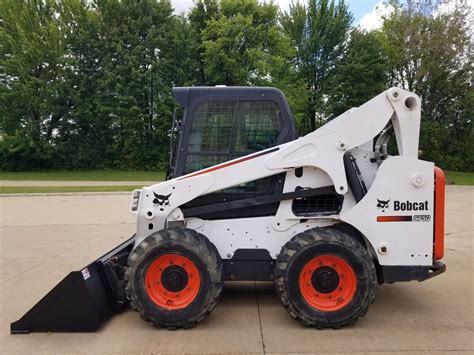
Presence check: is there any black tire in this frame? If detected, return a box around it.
[274,227,376,329]
[124,227,223,329]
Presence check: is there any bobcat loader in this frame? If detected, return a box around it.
[11,86,446,332]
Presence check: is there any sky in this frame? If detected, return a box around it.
[358,0,474,31]
[171,0,384,26]
[171,0,474,31]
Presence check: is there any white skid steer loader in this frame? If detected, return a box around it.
[11,86,446,333]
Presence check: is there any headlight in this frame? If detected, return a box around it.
[130,189,142,213]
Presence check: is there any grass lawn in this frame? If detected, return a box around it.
[445,171,474,186]
[0,170,165,181]
[1,185,143,194]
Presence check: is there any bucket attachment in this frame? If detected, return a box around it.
[11,236,135,334]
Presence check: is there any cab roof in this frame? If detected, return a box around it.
[172,86,290,109]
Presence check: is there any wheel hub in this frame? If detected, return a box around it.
[161,266,188,292]
[311,266,340,294]
[299,254,357,312]
[145,254,201,310]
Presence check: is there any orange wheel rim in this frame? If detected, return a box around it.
[145,254,201,310]
[299,255,357,312]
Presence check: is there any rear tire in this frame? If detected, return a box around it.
[125,227,223,329]
[274,227,376,329]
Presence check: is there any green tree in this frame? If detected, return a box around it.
[200,0,306,125]
[0,0,68,169]
[326,30,387,117]
[381,0,473,170]
[165,14,201,87]
[1,0,187,170]
[281,0,353,132]
[202,0,290,85]
[189,0,220,84]
[2,0,471,172]
[58,0,179,170]
[53,0,114,169]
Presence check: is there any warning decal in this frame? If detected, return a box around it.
[81,268,91,280]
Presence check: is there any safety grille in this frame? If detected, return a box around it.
[292,192,343,217]
[184,100,281,174]
[183,100,282,198]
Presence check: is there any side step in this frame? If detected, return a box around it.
[11,236,135,334]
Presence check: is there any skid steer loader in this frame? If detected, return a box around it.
[11,86,446,333]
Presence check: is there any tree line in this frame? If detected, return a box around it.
[0,0,472,171]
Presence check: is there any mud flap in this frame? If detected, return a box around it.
[11,236,135,334]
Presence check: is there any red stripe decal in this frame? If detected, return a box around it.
[178,147,279,180]
[377,215,413,222]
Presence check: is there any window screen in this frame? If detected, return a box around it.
[184,100,281,174]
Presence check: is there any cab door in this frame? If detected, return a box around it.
[170,87,297,219]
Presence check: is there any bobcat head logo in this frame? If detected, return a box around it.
[153,192,172,206]
[377,199,390,212]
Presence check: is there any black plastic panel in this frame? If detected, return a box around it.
[224,249,274,281]
[344,153,368,203]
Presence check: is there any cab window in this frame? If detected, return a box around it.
[184,100,281,174]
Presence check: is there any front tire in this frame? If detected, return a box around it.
[274,227,376,329]
[125,227,223,329]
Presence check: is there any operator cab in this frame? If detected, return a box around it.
[168,86,298,219]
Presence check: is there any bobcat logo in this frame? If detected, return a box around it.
[377,199,390,212]
[153,192,172,207]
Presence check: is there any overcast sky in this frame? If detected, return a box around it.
[171,0,385,28]
[170,0,473,31]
